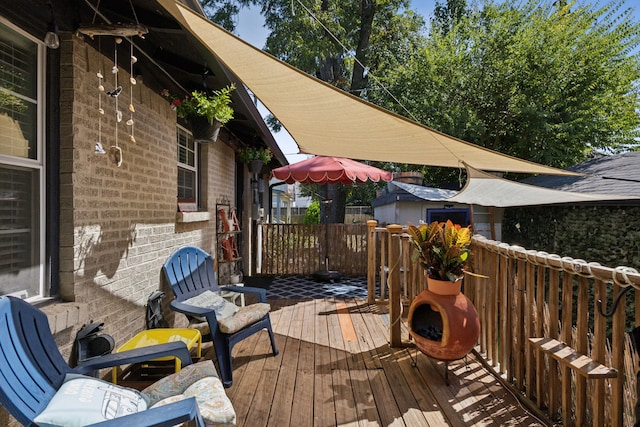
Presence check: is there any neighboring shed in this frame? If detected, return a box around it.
[371,172,502,240]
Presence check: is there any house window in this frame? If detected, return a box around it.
[177,125,197,205]
[0,20,45,300]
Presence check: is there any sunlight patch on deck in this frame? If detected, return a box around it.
[336,300,357,341]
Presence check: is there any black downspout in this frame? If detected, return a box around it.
[46,42,60,297]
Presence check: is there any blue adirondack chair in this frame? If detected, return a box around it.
[0,296,205,427]
[162,246,279,387]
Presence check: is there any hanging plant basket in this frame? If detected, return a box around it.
[187,116,222,143]
[248,160,264,174]
[238,147,273,170]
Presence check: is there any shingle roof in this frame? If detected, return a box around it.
[524,152,640,197]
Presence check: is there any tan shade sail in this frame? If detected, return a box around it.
[445,165,636,207]
[161,1,579,176]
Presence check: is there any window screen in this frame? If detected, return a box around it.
[0,20,43,299]
[177,126,197,204]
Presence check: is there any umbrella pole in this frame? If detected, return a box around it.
[324,225,329,271]
[312,185,341,282]
[324,187,329,271]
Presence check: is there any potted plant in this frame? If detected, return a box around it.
[237,147,273,174]
[161,83,236,142]
[407,220,474,295]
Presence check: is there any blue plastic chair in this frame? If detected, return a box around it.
[0,296,205,427]
[162,246,279,387]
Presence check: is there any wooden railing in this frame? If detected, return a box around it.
[259,223,368,276]
[367,221,640,427]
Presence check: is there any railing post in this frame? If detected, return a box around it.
[367,220,378,304]
[387,224,403,347]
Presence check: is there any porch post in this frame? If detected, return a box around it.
[367,220,378,303]
[387,224,403,347]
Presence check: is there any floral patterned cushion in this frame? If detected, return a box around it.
[217,303,271,334]
[150,377,236,426]
[142,360,219,405]
[185,377,236,426]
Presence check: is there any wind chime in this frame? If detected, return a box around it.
[93,37,138,167]
[79,0,147,167]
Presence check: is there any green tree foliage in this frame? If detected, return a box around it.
[304,200,320,224]
[249,1,425,92]
[432,0,469,35]
[199,0,246,31]
[373,0,640,178]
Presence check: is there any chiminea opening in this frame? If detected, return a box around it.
[411,304,443,342]
[408,289,480,383]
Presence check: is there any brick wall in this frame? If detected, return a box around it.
[56,35,237,348]
[0,31,243,427]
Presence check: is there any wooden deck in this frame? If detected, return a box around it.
[201,298,551,427]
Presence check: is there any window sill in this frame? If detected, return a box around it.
[176,211,211,223]
[39,301,90,334]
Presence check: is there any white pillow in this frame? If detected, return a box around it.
[34,375,148,427]
[184,290,239,320]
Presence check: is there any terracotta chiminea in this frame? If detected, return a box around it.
[408,289,480,362]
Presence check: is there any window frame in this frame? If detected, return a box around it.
[176,124,199,207]
[0,17,47,300]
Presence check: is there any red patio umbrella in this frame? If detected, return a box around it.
[271,156,393,281]
[271,156,393,185]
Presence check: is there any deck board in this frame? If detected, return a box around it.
[314,299,338,427]
[327,300,359,426]
[290,299,316,426]
[202,298,549,427]
[266,298,304,427]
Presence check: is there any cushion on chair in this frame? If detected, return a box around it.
[34,374,148,427]
[185,376,236,425]
[150,377,236,426]
[218,303,271,334]
[184,290,239,321]
[142,360,219,405]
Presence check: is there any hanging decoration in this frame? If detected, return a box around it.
[93,36,138,166]
[78,23,148,39]
[95,69,106,154]
[85,0,144,166]
[127,44,137,143]
[78,0,148,39]
[107,37,123,167]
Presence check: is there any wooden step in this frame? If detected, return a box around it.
[528,337,617,379]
